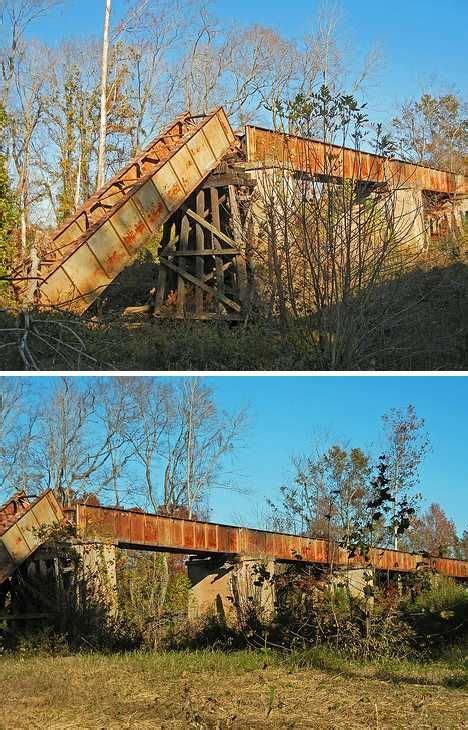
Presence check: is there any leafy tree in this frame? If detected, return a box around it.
[455,530,468,561]
[269,443,371,546]
[382,405,430,549]
[392,93,468,173]
[0,102,17,278]
[407,502,458,557]
[334,454,418,563]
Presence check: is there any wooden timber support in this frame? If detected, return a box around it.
[154,169,255,320]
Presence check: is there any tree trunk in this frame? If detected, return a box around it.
[97,0,112,190]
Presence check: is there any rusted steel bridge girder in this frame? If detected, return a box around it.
[65,503,468,579]
[243,125,468,195]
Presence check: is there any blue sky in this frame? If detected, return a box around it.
[17,375,468,534]
[26,0,468,126]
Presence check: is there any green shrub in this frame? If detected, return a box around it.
[117,550,191,649]
[401,577,468,650]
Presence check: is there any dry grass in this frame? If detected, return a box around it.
[0,650,466,729]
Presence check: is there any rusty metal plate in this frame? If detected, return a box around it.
[217,107,236,144]
[39,267,78,307]
[130,512,145,544]
[170,146,202,193]
[168,519,183,549]
[222,526,238,554]
[245,126,466,194]
[202,116,231,159]
[133,180,170,231]
[186,132,217,177]
[206,524,217,551]
[1,523,33,563]
[62,243,110,296]
[116,510,131,542]
[154,515,171,547]
[182,521,196,550]
[143,514,158,545]
[45,491,64,523]
[95,508,117,540]
[56,219,86,249]
[107,200,150,256]
[87,221,131,277]
[152,163,185,211]
[20,499,50,548]
[194,522,206,551]
[243,528,267,556]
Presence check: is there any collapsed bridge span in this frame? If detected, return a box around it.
[19,108,236,314]
[16,108,468,319]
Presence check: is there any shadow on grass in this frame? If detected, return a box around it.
[1,260,468,370]
[285,648,467,690]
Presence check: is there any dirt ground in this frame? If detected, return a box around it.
[0,651,466,729]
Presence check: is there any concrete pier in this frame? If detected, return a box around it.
[187,556,277,621]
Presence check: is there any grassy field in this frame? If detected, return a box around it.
[0,649,466,729]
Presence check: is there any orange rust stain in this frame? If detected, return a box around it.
[147,202,165,226]
[122,221,149,252]
[102,248,128,272]
[167,183,183,203]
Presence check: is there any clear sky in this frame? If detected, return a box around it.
[26,0,468,126]
[16,375,468,534]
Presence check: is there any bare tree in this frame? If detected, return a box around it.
[31,378,126,506]
[112,377,174,512]
[97,0,111,189]
[0,0,62,106]
[0,378,36,498]
[9,40,48,254]
[96,378,138,507]
[1,2,62,261]
[163,378,247,518]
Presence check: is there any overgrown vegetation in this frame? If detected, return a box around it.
[2,556,467,730]
[3,526,466,662]
[117,550,191,650]
[1,252,468,371]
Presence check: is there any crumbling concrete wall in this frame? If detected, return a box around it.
[332,567,374,601]
[187,556,277,622]
[72,541,118,616]
[188,556,378,622]
[393,188,427,251]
